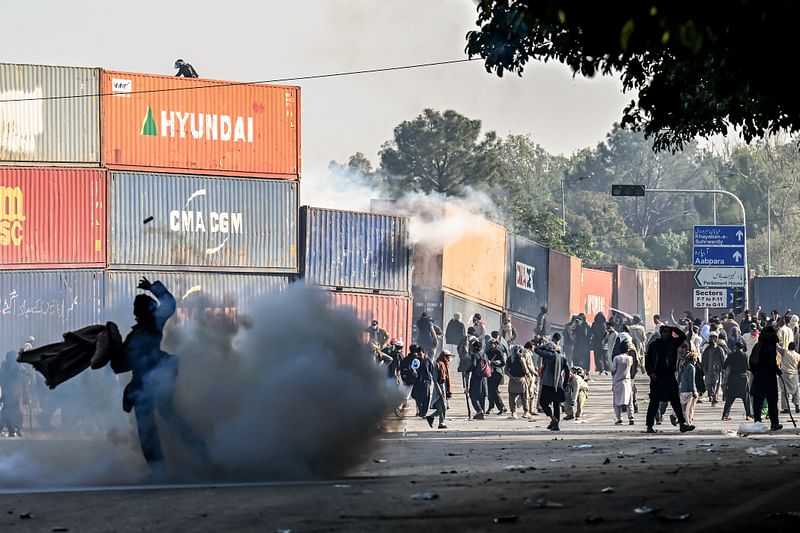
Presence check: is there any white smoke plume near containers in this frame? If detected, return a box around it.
[0,284,400,488]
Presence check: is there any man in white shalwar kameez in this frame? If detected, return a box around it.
[611,346,635,425]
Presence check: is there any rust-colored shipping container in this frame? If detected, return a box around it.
[440,206,507,308]
[510,313,538,345]
[581,267,613,320]
[590,264,638,316]
[548,250,582,327]
[659,270,703,320]
[328,291,412,348]
[0,168,105,269]
[102,71,300,178]
[637,269,660,327]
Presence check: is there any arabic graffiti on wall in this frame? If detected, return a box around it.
[0,288,80,323]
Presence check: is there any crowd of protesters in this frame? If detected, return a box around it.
[371,303,795,434]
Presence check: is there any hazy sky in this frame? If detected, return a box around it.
[2,0,631,179]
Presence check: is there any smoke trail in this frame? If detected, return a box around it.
[0,284,400,487]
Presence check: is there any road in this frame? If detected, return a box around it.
[1,374,799,532]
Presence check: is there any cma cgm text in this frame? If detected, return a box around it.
[169,211,243,233]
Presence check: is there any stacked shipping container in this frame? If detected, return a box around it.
[1,62,301,345]
[299,206,412,344]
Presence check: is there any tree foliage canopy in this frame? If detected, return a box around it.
[465,1,798,151]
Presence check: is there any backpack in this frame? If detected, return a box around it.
[479,357,492,378]
[693,363,706,395]
[399,357,417,385]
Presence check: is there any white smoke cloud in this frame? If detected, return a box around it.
[0,284,400,488]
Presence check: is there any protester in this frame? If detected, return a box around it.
[572,314,592,372]
[779,341,800,414]
[563,366,589,421]
[645,325,695,433]
[535,341,570,431]
[506,345,532,419]
[426,351,453,429]
[749,325,783,431]
[611,346,635,425]
[366,320,390,349]
[485,339,507,415]
[500,313,517,345]
[721,340,752,420]
[702,333,727,406]
[468,339,489,420]
[0,351,25,437]
[416,313,442,360]
[590,313,609,375]
[536,305,549,337]
[445,314,467,349]
[678,350,700,425]
[412,348,435,418]
[522,341,540,417]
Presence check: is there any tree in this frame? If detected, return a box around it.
[379,109,501,196]
[466,1,800,151]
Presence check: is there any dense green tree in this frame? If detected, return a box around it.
[466,1,800,151]
[378,109,502,196]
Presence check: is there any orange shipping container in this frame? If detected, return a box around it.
[102,71,300,178]
[328,291,412,349]
[581,267,613,319]
[440,206,507,309]
[547,250,582,327]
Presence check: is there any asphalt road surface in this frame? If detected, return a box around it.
[1,374,799,532]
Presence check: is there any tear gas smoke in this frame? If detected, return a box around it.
[0,284,401,488]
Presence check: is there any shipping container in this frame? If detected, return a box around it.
[581,267,613,320]
[412,288,444,340]
[548,250,582,327]
[0,269,104,345]
[636,269,660,326]
[440,207,507,308]
[753,276,800,315]
[108,172,297,272]
[509,312,538,345]
[506,234,549,319]
[442,291,502,345]
[327,291,412,348]
[102,71,300,178]
[0,168,106,269]
[589,264,638,316]
[299,206,411,294]
[1,63,100,164]
[104,270,291,333]
[659,270,705,320]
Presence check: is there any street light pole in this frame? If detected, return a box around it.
[646,188,748,311]
[768,185,771,275]
[561,177,567,236]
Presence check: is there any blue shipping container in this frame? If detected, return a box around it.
[506,234,549,319]
[0,269,104,346]
[300,206,411,294]
[104,271,291,333]
[753,276,800,316]
[109,172,298,272]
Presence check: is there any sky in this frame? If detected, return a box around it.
[1,0,631,180]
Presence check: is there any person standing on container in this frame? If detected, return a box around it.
[113,278,210,479]
[174,59,198,78]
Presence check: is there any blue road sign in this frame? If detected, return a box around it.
[693,225,746,246]
[693,246,745,267]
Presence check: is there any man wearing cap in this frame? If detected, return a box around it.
[426,351,453,429]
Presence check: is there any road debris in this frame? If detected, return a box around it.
[493,515,519,524]
[697,443,714,447]
[659,513,692,522]
[572,444,593,449]
[19,512,33,519]
[373,459,388,463]
[527,498,564,509]
[333,484,352,489]
[634,506,657,514]
[602,458,611,465]
[601,487,614,493]
[411,492,439,501]
[739,421,769,435]
[746,445,779,456]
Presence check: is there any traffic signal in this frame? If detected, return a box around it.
[611,184,646,196]
[732,288,745,314]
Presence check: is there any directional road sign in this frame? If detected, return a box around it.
[693,225,746,246]
[693,288,734,309]
[694,267,746,288]
[693,246,745,267]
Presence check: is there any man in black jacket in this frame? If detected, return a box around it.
[645,326,695,433]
